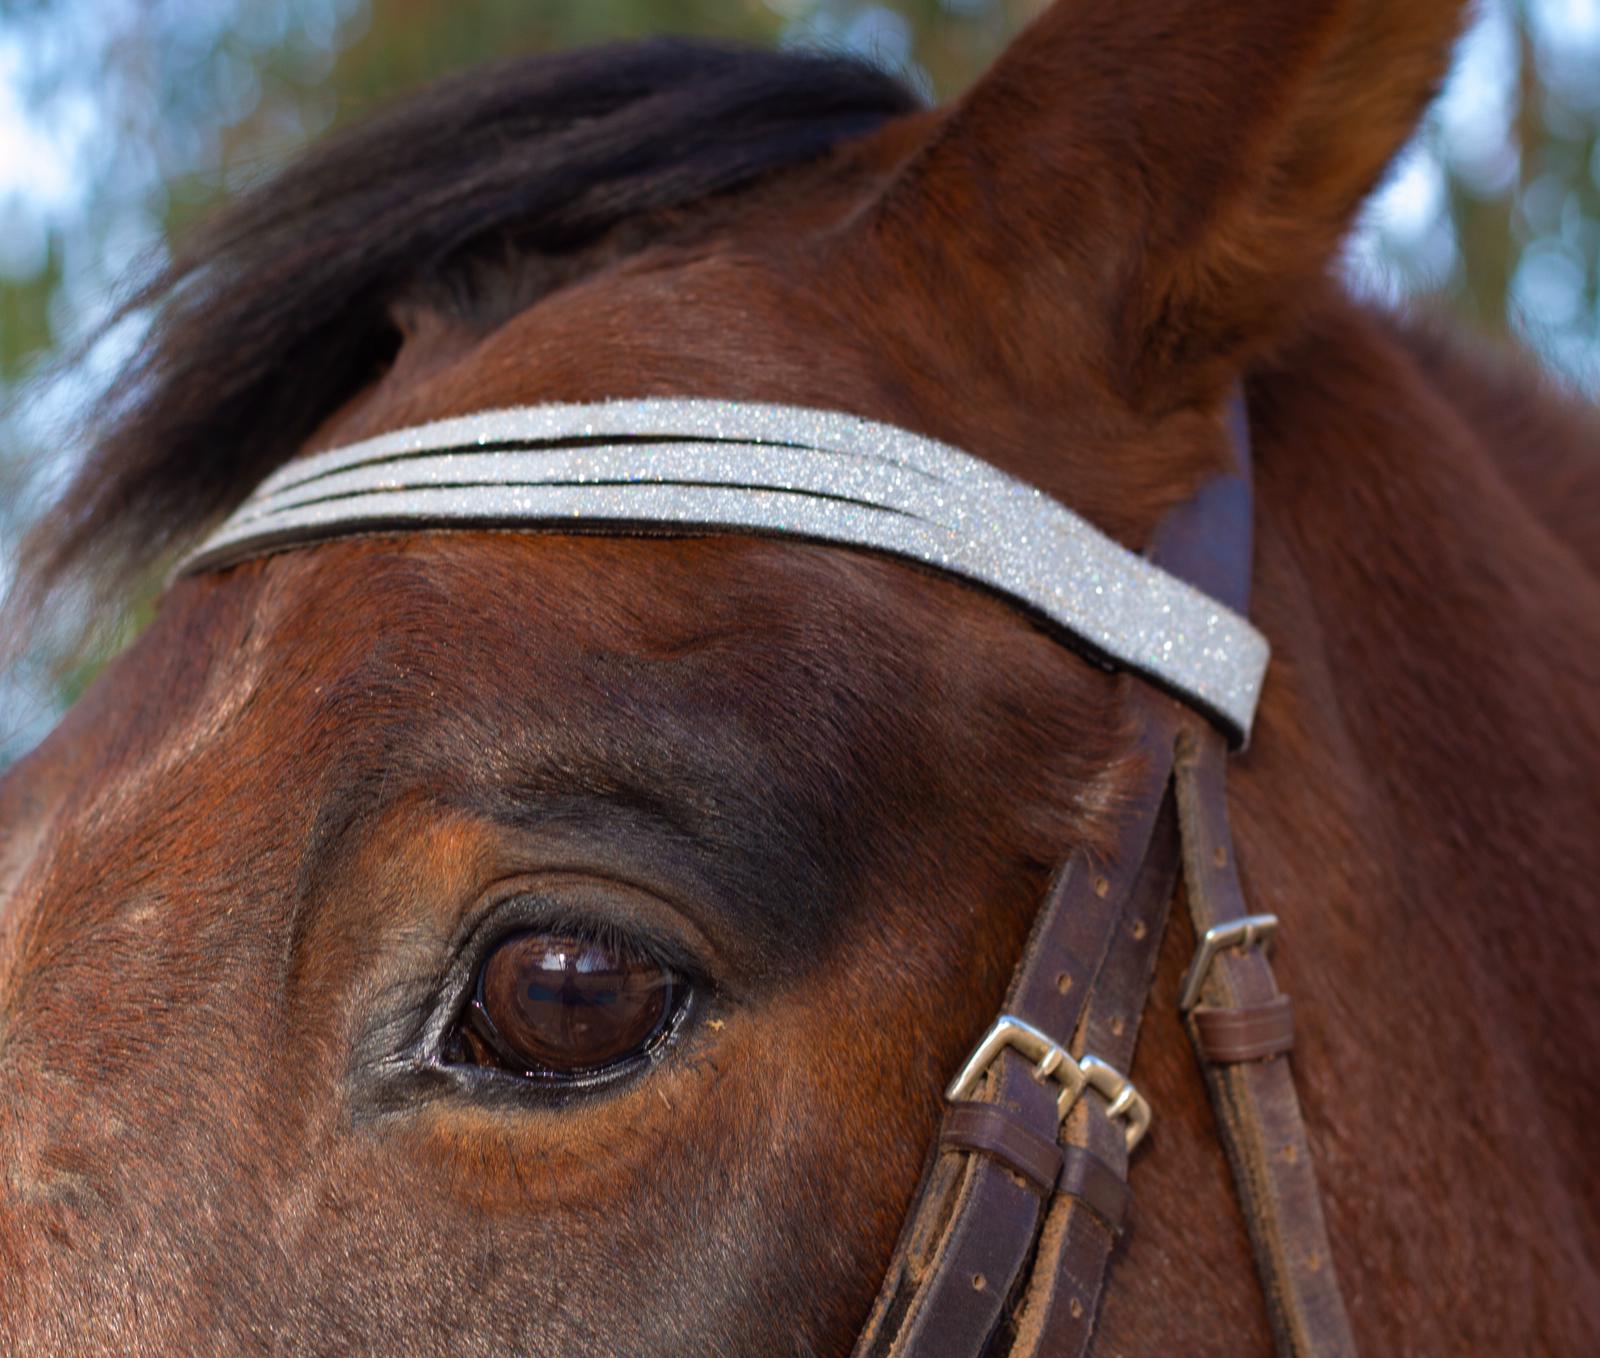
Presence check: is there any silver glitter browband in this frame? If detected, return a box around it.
[181,398,1269,741]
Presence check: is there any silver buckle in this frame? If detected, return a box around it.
[945,1014,1152,1152]
[1177,913,1279,1012]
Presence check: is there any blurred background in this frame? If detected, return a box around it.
[1,0,1597,767]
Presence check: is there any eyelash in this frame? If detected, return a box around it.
[467,909,693,976]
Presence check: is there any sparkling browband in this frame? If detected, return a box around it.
[181,399,1269,740]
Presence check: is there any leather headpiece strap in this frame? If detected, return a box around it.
[185,392,1355,1356]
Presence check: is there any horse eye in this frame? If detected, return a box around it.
[458,931,680,1079]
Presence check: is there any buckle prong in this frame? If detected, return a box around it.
[1178,913,1279,1013]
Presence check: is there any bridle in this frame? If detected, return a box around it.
[183,394,1356,1356]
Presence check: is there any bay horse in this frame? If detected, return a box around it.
[3,3,1599,1354]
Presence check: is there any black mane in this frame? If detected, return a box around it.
[19,37,917,609]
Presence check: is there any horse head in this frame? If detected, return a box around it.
[4,6,1599,1354]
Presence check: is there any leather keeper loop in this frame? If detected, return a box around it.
[937,1103,1133,1235]
[1193,993,1294,1063]
[940,1101,1063,1196]
[1058,1145,1131,1234]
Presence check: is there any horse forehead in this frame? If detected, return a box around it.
[21,531,1006,862]
[0,539,834,952]
[246,530,960,697]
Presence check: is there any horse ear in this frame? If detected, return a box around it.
[866,0,1466,407]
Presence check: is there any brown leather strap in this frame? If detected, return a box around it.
[1174,721,1357,1357]
[1005,773,1182,1358]
[1056,1146,1130,1235]
[940,1103,1062,1198]
[852,723,1178,1358]
[1194,994,1295,1063]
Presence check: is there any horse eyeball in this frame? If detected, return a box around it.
[467,931,678,1077]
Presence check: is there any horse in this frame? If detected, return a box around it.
[3,1,1598,1352]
